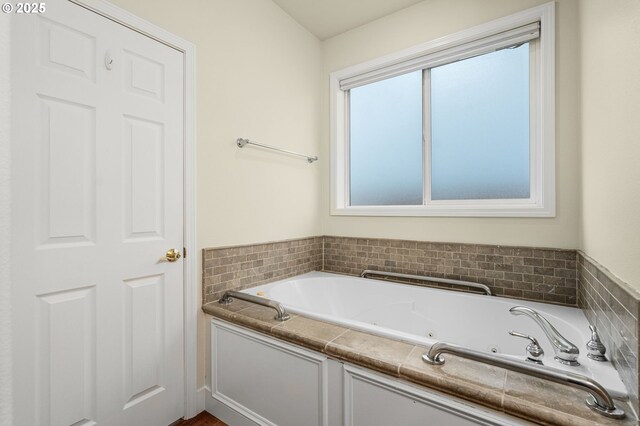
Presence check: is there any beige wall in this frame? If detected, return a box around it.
[579,0,640,290]
[320,0,581,249]
[109,0,322,388]
[109,0,322,249]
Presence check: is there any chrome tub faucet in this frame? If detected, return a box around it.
[509,306,580,366]
[586,324,608,361]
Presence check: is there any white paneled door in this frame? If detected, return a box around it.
[11,1,185,425]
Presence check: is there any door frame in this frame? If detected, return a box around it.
[0,10,11,426]
[67,0,199,418]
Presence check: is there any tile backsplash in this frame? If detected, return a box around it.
[577,252,640,414]
[203,236,578,305]
[202,236,322,303]
[323,236,577,305]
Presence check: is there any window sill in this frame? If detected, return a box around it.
[331,204,555,218]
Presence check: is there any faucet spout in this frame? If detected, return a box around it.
[509,306,580,366]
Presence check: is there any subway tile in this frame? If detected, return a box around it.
[468,254,487,262]
[513,265,533,274]
[542,275,565,286]
[577,252,640,412]
[477,245,497,255]
[460,244,478,254]
[512,248,534,257]
[555,268,577,279]
[533,266,555,277]
[532,249,556,259]
[513,281,534,291]
[503,288,523,298]
[523,257,544,267]
[494,279,515,289]
[543,293,567,304]
[504,272,524,282]
[554,250,577,261]
[543,258,566,269]
[495,263,514,272]
[503,256,524,266]
[522,291,545,301]
[321,236,579,307]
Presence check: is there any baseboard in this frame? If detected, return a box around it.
[196,386,207,414]
[204,386,259,426]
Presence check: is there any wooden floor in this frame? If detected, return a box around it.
[174,411,227,426]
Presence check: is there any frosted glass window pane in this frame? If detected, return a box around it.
[349,71,423,206]
[430,44,530,200]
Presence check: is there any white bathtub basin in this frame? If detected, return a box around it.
[243,271,628,398]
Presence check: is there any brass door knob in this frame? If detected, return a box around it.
[166,248,182,262]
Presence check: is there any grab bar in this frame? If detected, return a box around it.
[422,342,625,419]
[237,138,318,163]
[218,291,291,321]
[360,270,492,296]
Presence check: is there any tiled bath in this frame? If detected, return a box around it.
[203,236,640,415]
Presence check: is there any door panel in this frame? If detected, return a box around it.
[37,286,97,426]
[123,49,165,101]
[37,95,96,247]
[11,1,185,425]
[38,16,96,82]
[123,274,165,409]
[123,115,165,241]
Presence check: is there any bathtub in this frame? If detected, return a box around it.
[243,271,628,398]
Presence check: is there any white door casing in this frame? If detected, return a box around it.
[10,0,196,424]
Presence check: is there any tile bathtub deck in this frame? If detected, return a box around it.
[203,300,637,426]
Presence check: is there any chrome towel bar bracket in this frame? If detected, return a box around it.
[236,138,318,163]
[423,342,625,419]
[360,270,492,296]
[218,290,291,321]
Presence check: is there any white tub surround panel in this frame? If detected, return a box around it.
[210,320,529,426]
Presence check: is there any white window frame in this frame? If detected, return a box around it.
[330,2,555,217]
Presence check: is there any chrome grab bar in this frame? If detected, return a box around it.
[360,270,492,296]
[218,290,291,321]
[422,342,625,419]
[237,138,318,163]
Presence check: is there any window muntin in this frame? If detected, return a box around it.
[349,71,423,206]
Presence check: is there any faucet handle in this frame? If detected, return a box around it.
[509,330,544,364]
[586,325,607,361]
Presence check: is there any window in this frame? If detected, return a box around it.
[330,3,555,217]
[430,44,530,201]
[350,71,423,206]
